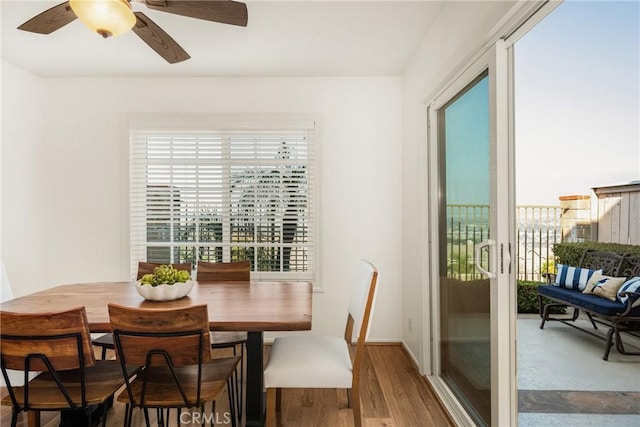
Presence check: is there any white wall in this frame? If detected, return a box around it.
[1,73,403,341]
[401,1,517,367]
[1,60,47,297]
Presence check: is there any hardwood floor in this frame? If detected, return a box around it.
[1,345,453,427]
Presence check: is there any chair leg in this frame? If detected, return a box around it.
[603,328,615,361]
[164,409,170,427]
[266,388,277,427]
[10,409,18,427]
[129,404,136,427]
[238,343,245,422]
[586,312,598,330]
[85,407,93,427]
[224,344,244,423]
[229,359,238,422]
[101,404,108,427]
[539,300,549,329]
[227,378,237,427]
[98,346,116,419]
[351,386,362,427]
[143,408,151,427]
[123,404,130,427]
[27,411,40,427]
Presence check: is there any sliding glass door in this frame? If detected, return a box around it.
[439,71,492,425]
[428,41,516,426]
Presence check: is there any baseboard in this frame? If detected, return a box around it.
[400,341,421,371]
[263,335,403,346]
[348,340,402,346]
[264,340,403,347]
[364,340,402,346]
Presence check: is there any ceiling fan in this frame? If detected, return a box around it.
[17,0,248,64]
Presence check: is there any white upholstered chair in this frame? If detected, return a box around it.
[263,259,379,426]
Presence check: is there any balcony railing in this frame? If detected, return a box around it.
[516,205,561,281]
[446,204,562,282]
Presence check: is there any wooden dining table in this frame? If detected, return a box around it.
[0,280,313,427]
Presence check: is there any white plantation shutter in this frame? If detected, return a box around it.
[129,119,316,282]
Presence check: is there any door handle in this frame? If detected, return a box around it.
[475,239,496,279]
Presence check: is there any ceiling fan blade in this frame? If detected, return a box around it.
[142,0,248,27]
[132,12,190,64]
[18,1,77,34]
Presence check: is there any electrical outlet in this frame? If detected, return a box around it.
[408,317,413,332]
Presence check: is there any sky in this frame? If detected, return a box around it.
[514,0,640,206]
[445,75,490,206]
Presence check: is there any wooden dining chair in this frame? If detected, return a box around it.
[263,259,379,427]
[0,265,37,389]
[91,261,193,360]
[196,260,250,282]
[0,307,137,427]
[196,260,250,423]
[108,303,240,427]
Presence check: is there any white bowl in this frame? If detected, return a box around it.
[135,280,194,301]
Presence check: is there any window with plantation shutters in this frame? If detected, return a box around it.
[129,118,317,282]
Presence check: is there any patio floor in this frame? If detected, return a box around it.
[517,315,640,426]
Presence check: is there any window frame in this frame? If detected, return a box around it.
[126,114,320,285]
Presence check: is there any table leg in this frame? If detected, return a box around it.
[245,331,265,427]
[28,411,40,427]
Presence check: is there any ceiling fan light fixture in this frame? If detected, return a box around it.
[69,0,136,38]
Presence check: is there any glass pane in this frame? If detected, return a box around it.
[147,223,171,242]
[146,246,199,266]
[439,72,491,426]
[198,247,224,263]
[285,246,308,272]
[199,218,223,243]
[146,247,171,264]
[174,223,195,242]
[231,220,255,243]
[231,247,255,267]
[173,246,196,265]
[257,247,281,271]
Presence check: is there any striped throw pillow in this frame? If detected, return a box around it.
[554,264,601,291]
[617,277,640,307]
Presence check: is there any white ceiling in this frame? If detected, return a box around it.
[1,1,442,78]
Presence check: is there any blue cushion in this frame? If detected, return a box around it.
[538,284,640,317]
[617,277,640,306]
[565,292,640,317]
[554,264,600,291]
[538,284,578,300]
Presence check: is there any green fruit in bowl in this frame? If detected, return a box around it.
[139,265,192,286]
[177,270,191,282]
[140,274,155,285]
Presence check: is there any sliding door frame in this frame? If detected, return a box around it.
[420,1,563,425]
